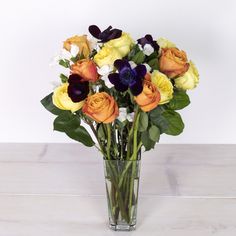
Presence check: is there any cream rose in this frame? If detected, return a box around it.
[174,61,199,90]
[157,37,176,49]
[94,46,122,68]
[104,32,134,57]
[52,83,84,112]
[151,70,174,104]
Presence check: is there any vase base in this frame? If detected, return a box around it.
[109,223,136,231]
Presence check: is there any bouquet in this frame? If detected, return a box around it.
[41,25,199,230]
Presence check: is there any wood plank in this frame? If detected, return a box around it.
[0,195,235,236]
[0,159,236,196]
[0,144,236,164]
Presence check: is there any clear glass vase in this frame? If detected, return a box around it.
[103,159,141,231]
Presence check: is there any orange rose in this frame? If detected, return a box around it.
[82,92,119,123]
[71,59,98,82]
[159,48,189,78]
[135,80,160,112]
[63,35,91,58]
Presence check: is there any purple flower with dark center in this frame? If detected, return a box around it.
[137,34,160,52]
[108,60,147,96]
[68,74,89,102]
[88,25,122,43]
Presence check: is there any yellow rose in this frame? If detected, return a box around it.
[94,46,122,68]
[105,32,134,57]
[151,70,174,104]
[52,83,84,112]
[157,37,176,48]
[174,61,199,90]
[63,35,91,58]
[82,92,119,123]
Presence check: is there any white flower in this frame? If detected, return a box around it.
[138,44,143,51]
[60,49,72,60]
[101,75,114,88]
[127,112,134,122]
[138,43,154,56]
[143,44,154,56]
[117,108,135,123]
[49,49,72,67]
[117,108,127,122]
[70,44,79,57]
[143,63,151,72]
[97,65,112,76]
[97,65,114,88]
[129,61,137,69]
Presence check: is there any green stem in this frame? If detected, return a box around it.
[86,120,105,156]
[128,110,140,220]
[106,124,111,160]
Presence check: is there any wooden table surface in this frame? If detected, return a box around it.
[0,144,236,236]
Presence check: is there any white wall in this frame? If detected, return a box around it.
[0,0,236,143]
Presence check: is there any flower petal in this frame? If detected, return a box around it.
[134,65,147,78]
[101,75,114,88]
[97,65,112,75]
[145,34,153,42]
[143,44,154,56]
[107,29,122,41]
[114,82,128,92]
[129,80,143,96]
[114,59,130,71]
[70,44,80,57]
[108,73,120,85]
[88,25,101,39]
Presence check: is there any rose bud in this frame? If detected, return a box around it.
[82,92,119,123]
[71,59,99,83]
[159,48,189,78]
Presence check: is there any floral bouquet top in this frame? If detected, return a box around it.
[41,25,199,160]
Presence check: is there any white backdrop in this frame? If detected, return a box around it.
[0,0,236,143]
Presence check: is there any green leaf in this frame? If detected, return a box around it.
[53,112,80,132]
[167,90,190,110]
[97,124,106,140]
[148,58,159,70]
[149,106,165,120]
[146,51,158,61]
[141,131,155,151]
[59,59,70,68]
[132,51,146,64]
[148,125,160,142]
[151,109,184,136]
[138,111,148,132]
[66,126,95,147]
[127,44,140,60]
[40,93,63,115]
[60,73,68,83]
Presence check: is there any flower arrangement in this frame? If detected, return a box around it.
[41,25,199,230]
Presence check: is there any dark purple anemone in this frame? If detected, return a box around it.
[108,59,147,96]
[137,34,160,52]
[68,74,89,102]
[88,25,122,43]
